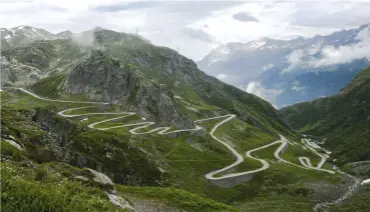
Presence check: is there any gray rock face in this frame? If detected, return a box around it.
[62,50,193,128]
[33,108,75,147]
[0,56,45,86]
[1,26,57,46]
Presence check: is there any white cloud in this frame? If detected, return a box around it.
[216,73,228,81]
[189,2,343,45]
[1,0,370,62]
[290,2,370,28]
[232,12,259,22]
[283,27,370,73]
[307,42,323,55]
[282,49,305,73]
[262,64,274,71]
[243,81,283,106]
[313,27,370,67]
[291,81,305,92]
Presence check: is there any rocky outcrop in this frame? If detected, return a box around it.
[0,56,45,86]
[3,138,24,151]
[87,168,113,186]
[30,107,163,186]
[33,108,78,147]
[62,50,193,128]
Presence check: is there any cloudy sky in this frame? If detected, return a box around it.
[2,0,370,61]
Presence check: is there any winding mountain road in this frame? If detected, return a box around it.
[10,88,335,186]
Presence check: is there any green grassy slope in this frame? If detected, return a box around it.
[1,162,126,212]
[1,88,344,211]
[280,67,370,165]
[1,91,240,211]
[1,160,239,212]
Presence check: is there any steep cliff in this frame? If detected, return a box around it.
[62,50,193,128]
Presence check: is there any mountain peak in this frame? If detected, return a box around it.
[198,23,370,107]
[93,26,104,31]
[11,25,31,30]
[56,30,73,38]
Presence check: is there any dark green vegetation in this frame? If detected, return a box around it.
[1,162,126,212]
[31,73,67,98]
[280,67,370,165]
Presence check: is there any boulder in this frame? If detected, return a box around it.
[87,168,113,186]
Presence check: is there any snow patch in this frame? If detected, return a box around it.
[17,26,24,30]
[5,35,11,40]
[248,41,266,49]
[207,45,231,66]
[266,45,277,49]
[32,28,37,32]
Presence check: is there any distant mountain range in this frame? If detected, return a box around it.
[197,24,370,108]
[0,25,147,47]
[0,25,71,45]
